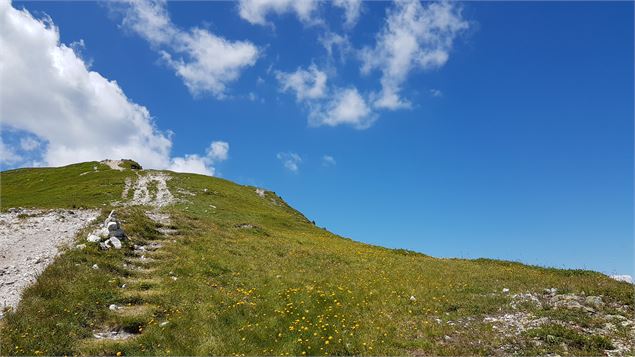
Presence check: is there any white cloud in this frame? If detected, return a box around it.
[332,0,362,28]
[276,152,302,173]
[19,137,40,151]
[319,31,351,62]
[207,141,229,162]
[309,87,375,129]
[322,155,336,167]
[275,65,375,129]
[360,1,468,110]
[169,140,229,176]
[0,0,228,175]
[276,65,327,101]
[610,275,633,284]
[119,0,259,98]
[237,0,361,28]
[430,88,443,97]
[169,155,214,176]
[238,0,319,26]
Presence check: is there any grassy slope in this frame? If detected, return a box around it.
[0,163,632,356]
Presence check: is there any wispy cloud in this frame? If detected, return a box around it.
[322,155,336,167]
[277,152,302,173]
[117,0,259,98]
[237,0,362,28]
[361,1,468,109]
[19,137,40,151]
[430,88,443,97]
[238,0,319,26]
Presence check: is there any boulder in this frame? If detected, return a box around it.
[99,240,111,250]
[109,237,122,249]
[585,296,603,307]
[87,234,100,243]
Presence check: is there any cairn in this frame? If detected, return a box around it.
[86,210,126,250]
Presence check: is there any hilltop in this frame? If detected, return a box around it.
[0,161,633,356]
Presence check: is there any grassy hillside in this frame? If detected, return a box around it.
[0,162,633,356]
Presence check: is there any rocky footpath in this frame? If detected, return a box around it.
[0,208,98,316]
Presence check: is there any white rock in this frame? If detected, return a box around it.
[160,321,170,327]
[106,221,119,231]
[99,240,111,250]
[502,288,510,293]
[96,227,110,238]
[76,244,86,250]
[87,234,100,243]
[109,304,119,311]
[109,237,122,249]
[410,295,417,302]
[255,188,265,198]
[92,264,99,270]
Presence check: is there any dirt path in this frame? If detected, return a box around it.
[129,172,174,208]
[87,210,179,343]
[0,209,98,315]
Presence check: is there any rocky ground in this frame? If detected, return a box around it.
[0,208,98,316]
[448,288,635,355]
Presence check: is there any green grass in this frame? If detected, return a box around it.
[0,163,633,356]
[0,162,133,210]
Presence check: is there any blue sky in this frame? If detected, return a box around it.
[1,1,633,276]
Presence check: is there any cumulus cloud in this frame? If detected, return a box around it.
[0,0,227,175]
[322,155,336,167]
[119,0,259,98]
[276,152,302,173]
[238,0,319,26]
[276,65,327,101]
[275,65,374,129]
[168,140,229,176]
[309,88,375,129]
[207,141,229,162]
[360,1,468,110]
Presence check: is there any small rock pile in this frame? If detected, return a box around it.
[86,210,125,250]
